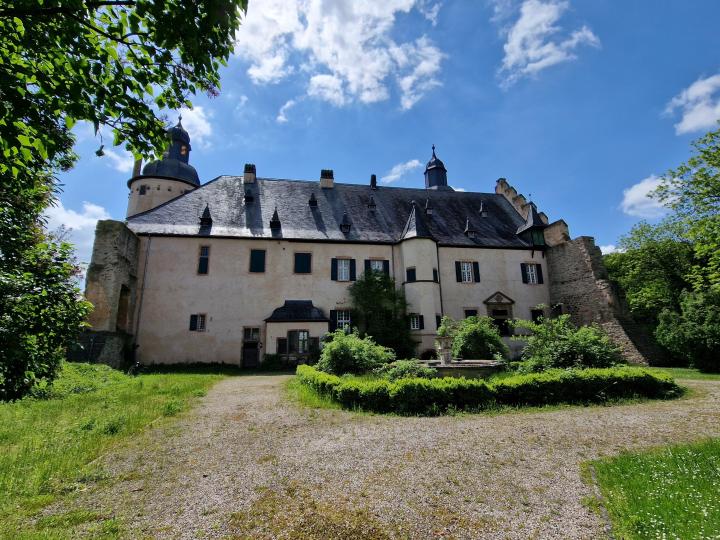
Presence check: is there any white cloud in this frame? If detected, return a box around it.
[179,106,213,148]
[103,148,135,173]
[620,175,667,218]
[665,73,720,135]
[419,1,441,26]
[234,0,444,110]
[600,244,620,254]
[44,201,111,267]
[381,159,423,183]
[497,0,599,87]
[276,99,297,123]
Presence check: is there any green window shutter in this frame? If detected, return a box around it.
[473,261,480,282]
[249,249,265,272]
[419,315,425,330]
[536,264,544,284]
[382,260,390,275]
[349,259,356,281]
[364,259,371,272]
[455,261,462,282]
[435,315,442,329]
[189,314,198,331]
[329,310,337,331]
[433,268,438,282]
[521,263,529,284]
[331,258,338,280]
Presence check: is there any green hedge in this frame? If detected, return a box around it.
[295,365,682,415]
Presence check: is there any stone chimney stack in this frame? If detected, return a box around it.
[244,163,256,184]
[320,169,334,189]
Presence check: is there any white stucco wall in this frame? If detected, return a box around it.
[129,234,550,365]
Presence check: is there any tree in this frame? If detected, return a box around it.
[348,270,417,359]
[655,127,720,291]
[604,219,694,323]
[656,290,720,373]
[0,0,246,399]
[438,316,509,360]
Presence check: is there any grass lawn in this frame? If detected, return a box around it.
[0,362,226,539]
[591,438,720,539]
[646,366,720,381]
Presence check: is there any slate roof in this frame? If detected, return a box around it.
[265,301,329,322]
[126,176,534,248]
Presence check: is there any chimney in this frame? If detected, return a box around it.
[370,174,377,189]
[320,169,334,189]
[132,158,142,177]
[244,163,256,184]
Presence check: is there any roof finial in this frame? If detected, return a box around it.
[432,144,436,158]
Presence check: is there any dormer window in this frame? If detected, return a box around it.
[531,229,545,246]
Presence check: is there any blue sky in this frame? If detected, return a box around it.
[51,0,720,264]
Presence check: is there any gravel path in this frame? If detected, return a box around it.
[61,375,720,539]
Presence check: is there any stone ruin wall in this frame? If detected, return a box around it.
[496,178,647,364]
[77,220,140,368]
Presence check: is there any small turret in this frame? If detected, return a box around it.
[424,145,449,190]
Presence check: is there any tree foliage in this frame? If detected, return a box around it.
[0,0,246,399]
[316,330,395,375]
[513,315,624,372]
[348,270,416,359]
[438,316,509,360]
[604,219,694,322]
[655,127,720,291]
[656,290,720,373]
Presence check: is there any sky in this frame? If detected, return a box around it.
[50,0,720,265]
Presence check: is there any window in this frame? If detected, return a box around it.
[249,249,265,273]
[189,313,207,332]
[464,309,478,318]
[370,259,384,272]
[336,310,351,330]
[433,268,438,282]
[288,330,309,354]
[531,309,544,323]
[294,252,312,274]
[490,308,511,336]
[521,263,544,285]
[410,314,421,330]
[243,327,260,341]
[337,259,350,281]
[455,261,480,283]
[406,267,416,282]
[436,315,442,329]
[139,185,147,195]
[198,246,210,275]
[332,258,356,281]
[531,229,545,246]
[365,259,389,275]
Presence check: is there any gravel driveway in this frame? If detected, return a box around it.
[61,374,720,539]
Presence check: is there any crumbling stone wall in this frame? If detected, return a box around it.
[546,236,647,364]
[80,220,139,368]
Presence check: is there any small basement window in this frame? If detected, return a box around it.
[189,313,207,332]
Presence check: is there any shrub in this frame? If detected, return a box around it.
[295,365,681,416]
[315,330,395,375]
[655,290,720,373]
[514,315,624,372]
[373,360,437,381]
[438,316,509,360]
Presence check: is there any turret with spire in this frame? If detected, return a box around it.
[424,144,449,190]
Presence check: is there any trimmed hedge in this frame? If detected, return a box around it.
[295,365,682,415]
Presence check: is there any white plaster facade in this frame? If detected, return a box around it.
[128,233,549,365]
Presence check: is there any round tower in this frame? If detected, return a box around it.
[126,117,201,217]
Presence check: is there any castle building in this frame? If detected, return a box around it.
[82,121,648,367]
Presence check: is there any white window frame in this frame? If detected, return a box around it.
[460,261,473,283]
[337,258,350,281]
[197,313,207,332]
[369,259,384,272]
[410,314,421,330]
[526,263,539,285]
[336,310,352,330]
[297,330,309,354]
